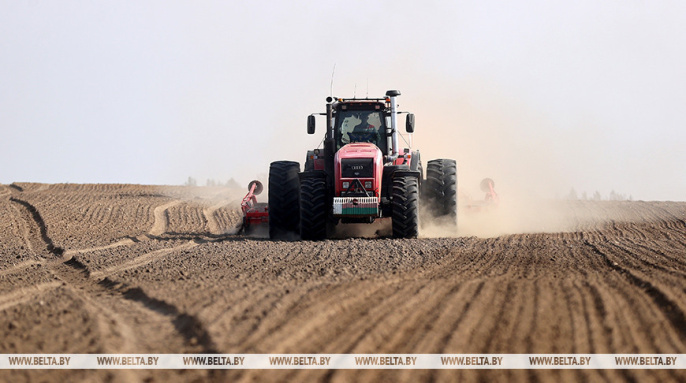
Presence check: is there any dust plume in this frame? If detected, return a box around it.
[408,80,611,237]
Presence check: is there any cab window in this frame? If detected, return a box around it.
[335,110,387,152]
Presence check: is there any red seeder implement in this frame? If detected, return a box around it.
[240,180,268,233]
[481,178,499,205]
[462,178,499,212]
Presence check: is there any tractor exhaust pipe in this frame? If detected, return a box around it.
[386,90,400,158]
[324,97,336,193]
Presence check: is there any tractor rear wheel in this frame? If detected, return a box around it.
[268,161,300,239]
[392,176,419,238]
[424,159,457,226]
[300,176,328,240]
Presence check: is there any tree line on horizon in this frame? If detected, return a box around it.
[566,188,632,201]
[183,177,242,188]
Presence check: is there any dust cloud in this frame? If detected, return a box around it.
[158,185,241,204]
[408,81,613,237]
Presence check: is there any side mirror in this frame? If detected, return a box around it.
[307,115,316,134]
[406,113,415,133]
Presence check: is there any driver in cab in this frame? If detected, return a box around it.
[353,112,375,134]
[350,112,379,143]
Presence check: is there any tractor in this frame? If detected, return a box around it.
[267,90,457,240]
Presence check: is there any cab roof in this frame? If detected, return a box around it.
[334,99,386,111]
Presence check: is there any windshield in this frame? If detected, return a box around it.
[334,110,388,152]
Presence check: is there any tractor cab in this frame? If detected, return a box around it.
[333,103,388,154]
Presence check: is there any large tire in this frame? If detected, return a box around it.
[392,176,419,238]
[268,161,300,239]
[300,176,327,240]
[424,159,457,225]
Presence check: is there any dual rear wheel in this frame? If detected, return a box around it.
[268,161,300,239]
[268,161,329,240]
[424,159,458,226]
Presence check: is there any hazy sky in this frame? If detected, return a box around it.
[1,1,684,200]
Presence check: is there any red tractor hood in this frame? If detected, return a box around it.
[334,143,384,197]
[336,143,382,159]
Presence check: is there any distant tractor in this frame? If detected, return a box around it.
[268,90,457,240]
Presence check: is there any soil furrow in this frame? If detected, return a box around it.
[588,241,686,342]
[9,197,64,257]
[204,200,232,235]
[588,243,686,352]
[89,241,199,279]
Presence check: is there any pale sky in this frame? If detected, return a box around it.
[1,1,684,200]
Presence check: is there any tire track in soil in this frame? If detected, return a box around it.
[89,241,199,279]
[54,258,214,353]
[66,242,219,356]
[47,262,140,383]
[0,184,11,199]
[0,281,62,312]
[3,196,135,356]
[8,202,41,256]
[54,250,220,380]
[39,192,228,362]
[150,200,181,236]
[59,245,219,358]
[4,193,220,381]
[64,238,138,256]
[0,260,41,277]
[51,259,218,382]
[8,197,64,257]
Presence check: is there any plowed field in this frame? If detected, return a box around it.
[1,183,685,382]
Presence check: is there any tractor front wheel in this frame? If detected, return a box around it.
[300,176,328,240]
[392,176,419,239]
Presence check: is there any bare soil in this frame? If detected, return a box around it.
[1,183,685,382]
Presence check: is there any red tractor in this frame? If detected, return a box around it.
[268,90,457,240]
